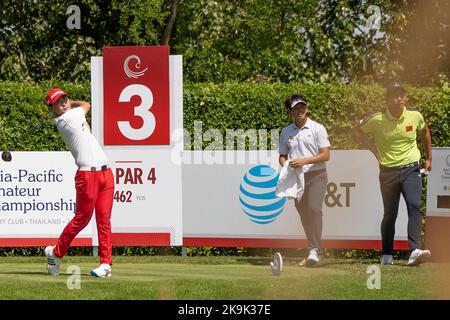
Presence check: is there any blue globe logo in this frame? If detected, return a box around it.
[239,165,286,224]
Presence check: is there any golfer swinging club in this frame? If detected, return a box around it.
[44,88,114,277]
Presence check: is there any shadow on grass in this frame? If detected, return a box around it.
[236,255,388,269]
[0,271,50,275]
[0,271,96,277]
[235,257,272,266]
[234,256,356,267]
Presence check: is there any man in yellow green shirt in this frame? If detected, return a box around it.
[352,83,432,266]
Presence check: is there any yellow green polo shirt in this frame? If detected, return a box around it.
[360,107,425,167]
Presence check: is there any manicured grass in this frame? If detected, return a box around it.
[0,256,440,300]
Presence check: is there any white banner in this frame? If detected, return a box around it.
[426,147,450,216]
[105,149,182,245]
[0,150,411,248]
[0,152,92,245]
[182,150,408,248]
[0,150,182,246]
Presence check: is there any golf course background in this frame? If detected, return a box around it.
[0,81,448,260]
[0,1,449,302]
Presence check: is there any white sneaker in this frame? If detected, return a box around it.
[306,248,321,267]
[90,264,112,278]
[44,245,61,276]
[407,249,431,266]
[380,254,394,265]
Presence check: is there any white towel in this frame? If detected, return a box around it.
[275,160,305,200]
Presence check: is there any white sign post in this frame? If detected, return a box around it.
[426,147,450,261]
[90,52,183,246]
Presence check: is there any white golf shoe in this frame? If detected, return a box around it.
[90,264,112,278]
[407,249,431,266]
[44,245,61,276]
[306,248,321,267]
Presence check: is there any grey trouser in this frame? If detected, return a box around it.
[379,162,422,255]
[294,169,328,251]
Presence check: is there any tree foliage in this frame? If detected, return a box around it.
[0,0,448,84]
[384,0,450,84]
[0,0,170,82]
[174,0,449,84]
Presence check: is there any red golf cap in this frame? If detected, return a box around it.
[45,88,68,106]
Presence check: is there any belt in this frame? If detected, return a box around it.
[380,161,418,170]
[304,168,327,175]
[78,165,109,172]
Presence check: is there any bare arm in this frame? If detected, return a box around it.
[289,147,330,168]
[70,100,91,115]
[421,123,432,172]
[351,123,379,161]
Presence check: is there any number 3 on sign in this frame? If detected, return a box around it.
[118,84,156,140]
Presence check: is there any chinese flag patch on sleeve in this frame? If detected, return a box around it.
[406,125,413,132]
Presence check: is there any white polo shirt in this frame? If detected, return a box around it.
[54,107,108,169]
[279,118,331,173]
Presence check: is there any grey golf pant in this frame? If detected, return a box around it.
[294,169,328,251]
[379,163,422,255]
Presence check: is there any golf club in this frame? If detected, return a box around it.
[270,252,283,276]
[1,111,53,162]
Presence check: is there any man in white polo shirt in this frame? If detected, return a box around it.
[43,88,114,278]
[279,94,331,266]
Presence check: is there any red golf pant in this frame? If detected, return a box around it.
[54,169,115,265]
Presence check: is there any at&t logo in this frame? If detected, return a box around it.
[239,165,286,224]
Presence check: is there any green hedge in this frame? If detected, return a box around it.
[1,81,449,152]
[183,82,450,149]
[0,81,90,152]
[0,81,448,258]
